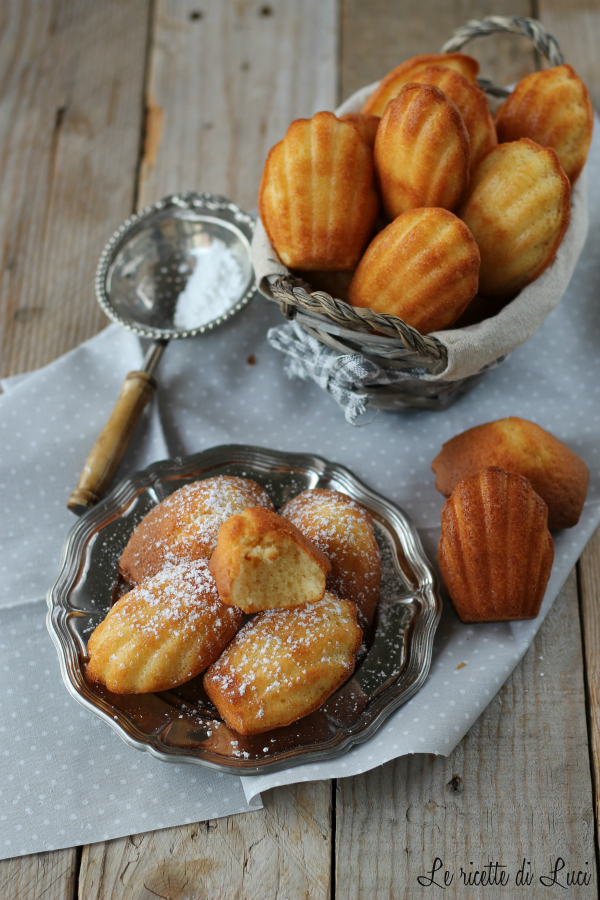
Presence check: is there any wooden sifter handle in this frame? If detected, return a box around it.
[67,370,157,515]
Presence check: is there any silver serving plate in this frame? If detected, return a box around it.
[47,446,442,775]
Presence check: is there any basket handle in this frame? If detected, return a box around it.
[442,16,564,65]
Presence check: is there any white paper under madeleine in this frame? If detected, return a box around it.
[1,120,600,861]
[251,88,590,383]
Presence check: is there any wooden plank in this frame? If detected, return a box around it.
[138,0,338,212]
[335,571,598,899]
[578,525,600,839]
[0,0,151,378]
[340,0,537,103]
[0,849,77,900]
[537,0,600,110]
[0,2,151,894]
[77,782,332,900]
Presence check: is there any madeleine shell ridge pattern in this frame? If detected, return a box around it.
[458,138,571,300]
[411,65,497,172]
[361,52,480,117]
[348,208,480,335]
[494,64,593,185]
[374,84,470,218]
[438,467,554,623]
[258,111,379,271]
[431,416,590,531]
[203,593,363,735]
[86,561,243,694]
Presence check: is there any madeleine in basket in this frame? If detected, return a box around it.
[253,30,591,410]
[348,208,480,334]
[258,110,379,271]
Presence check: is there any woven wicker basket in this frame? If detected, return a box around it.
[255,17,586,411]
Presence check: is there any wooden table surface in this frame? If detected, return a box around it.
[1,1,599,897]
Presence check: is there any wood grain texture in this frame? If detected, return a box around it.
[0,848,77,900]
[579,525,600,836]
[340,0,537,102]
[335,571,598,899]
[77,782,332,900]
[138,0,338,212]
[537,0,600,110]
[0,0,151,378]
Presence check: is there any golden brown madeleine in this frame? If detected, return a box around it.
[87,561,243,694]
[119,476,274,585]
[203,593,362,735]
[432,417,589,530]
[258,111,379,271]
[348,208,480,335]
[459,138,570,300]
[362,52,479,117]
[281,489,381,630]
[494,64,593,185]
[411,65,497,172]
[374,84,470,218]
[339,112,380,149]
[438,467,554,623]
[209,507,331,613]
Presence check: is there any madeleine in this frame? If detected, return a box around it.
[459,138,570,300]
[374,83,470,218]
[209,507,331,613]
[282,488,381,630]
[119,476,274,586]
[259,111,379,271]
[204,593,362,735]
[362,52,479,117]
[495,64,593,185]
[87,561,243,694]
[438,467,554,623]
[432,417,589,530]
[348,208,480,335]
[411,65,497,172]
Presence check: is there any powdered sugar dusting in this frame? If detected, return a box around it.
[173,241,247,330]
[206,595,359,723]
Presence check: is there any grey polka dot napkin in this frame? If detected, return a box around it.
[2,123,599,859]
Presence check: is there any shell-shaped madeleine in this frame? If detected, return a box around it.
[281,488,381,630]
[348,208,480,334]
[204,593,363,735]
[374,84,470,218]
[258,111,379,271]
[411,65,497,172]
[86,561,244,694]
[339,112,380,149]
[362,52,479,117]
[495,64,593,185]
[459,138,570,300]
[119,476,274,586]
[438,467,554,623]
[432,417,589,530]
